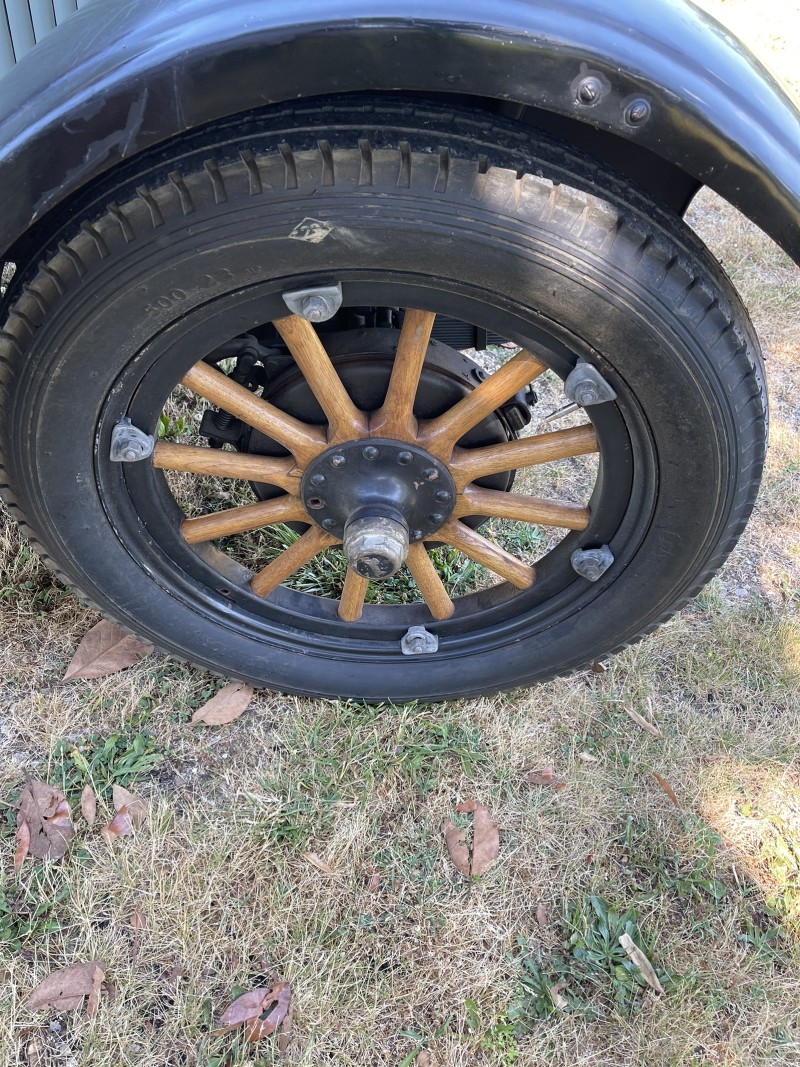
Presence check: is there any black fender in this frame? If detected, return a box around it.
[0,0,798,264]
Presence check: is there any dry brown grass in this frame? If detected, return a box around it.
[1,2,800,1065]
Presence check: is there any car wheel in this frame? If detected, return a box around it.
[0,100,767,700]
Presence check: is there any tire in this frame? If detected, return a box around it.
[0,98,767,701]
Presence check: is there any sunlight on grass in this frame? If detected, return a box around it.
[699,763,800,931]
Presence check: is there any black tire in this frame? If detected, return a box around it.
[0,99,766,701]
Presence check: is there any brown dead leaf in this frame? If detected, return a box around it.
[470,804,500,876]
[550,981,570,1011]
[216,982,292,1042]
[111,785,147,826]
[652,773,680,808]
[276,1000,293,1056]
[191,681,254,726]
[16,781,74,861]
[85,965,104,1019]
[366,872,381,893]
[80,786,97,826]
[535,902,549,927]
[523,766,566,791]
[445,800,500,877]
[63,620,154,681]
[130,907,147,932]
[619,932,665,993]
[100,808,134,844]
[25,961,106,1012]
[415,1053,435,1067]
[623,705,662,737]
[443,820,470,876]
[14,819,31,873]
[302,852,336,875]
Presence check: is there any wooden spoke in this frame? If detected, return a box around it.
[449,424,598,491]
[455,486,590,530]
[273,314,368,443]
[154,441,301,493]
[406,543,455,619]
[436,519,534,589]
[418,349,548,461]
[181,495,308,544]
[250,527,337,598]
[338,569,370,621]
[369,308,436,440]
[181,361,325,467]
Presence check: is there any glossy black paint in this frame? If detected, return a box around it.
[0,0,798,264]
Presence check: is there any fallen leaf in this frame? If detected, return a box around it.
[111,785,147,826]
[25,962,106,1012]
[80,786,97,826]
[63,620,154,681]
[443,820,470,876]
[276,1000,293,1056]
[216,983,292,1042]
[163,963,185,985]
[366,872,381,893]
[415,1053,434,1067]
[16,781,74,860]
[550,981,570,1011]
[302,852,336,875]
[623,705,662,737]
[191,681,254,726]
[578,751,599,763]
[100,808,134,844]
[446,800,500,877]
[470,804,500,876]
[535,902,549,927]
[652,773,680,808]
[523,767,566,791]
[130,907,147,932]
[85,965,104,1019]
[14,820,31,872]
[619,932,665,993]
[590,660,609,674]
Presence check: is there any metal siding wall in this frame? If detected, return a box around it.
[1,0,84,76]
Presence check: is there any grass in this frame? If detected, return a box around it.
[1,2,800,1064]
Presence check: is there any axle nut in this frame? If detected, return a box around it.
[344,514,410,580]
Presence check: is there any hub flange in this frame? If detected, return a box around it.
[300,438,456,543]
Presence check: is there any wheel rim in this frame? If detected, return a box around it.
[101,275,649,658]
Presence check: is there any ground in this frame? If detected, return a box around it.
[0,2,799,1064]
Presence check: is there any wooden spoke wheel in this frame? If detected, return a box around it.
[152,311,599,621]
[0,100,766,700]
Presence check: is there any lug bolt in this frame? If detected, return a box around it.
[330,454,347,468]
[397,451,413,465]
[574,383,600,406]
[577,75,603,105]
[123,448,138,461]
[310,473,326,487]
[434,490,450,503]
[300,295,329,322]
[362,446,379,461]
[423,467,439,481]
[411,529,423,541]
[322,518,336,530]
[624,98,651,126]
[430,512,445,525]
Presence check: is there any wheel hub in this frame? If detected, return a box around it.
[300,438,456,576]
